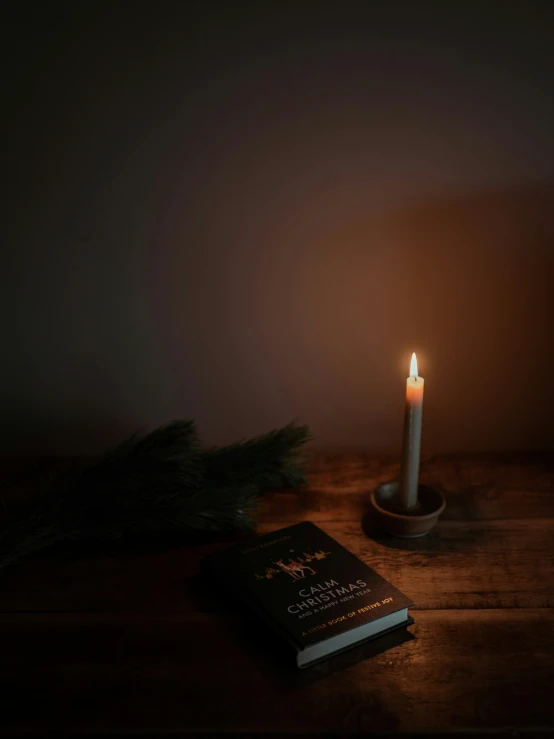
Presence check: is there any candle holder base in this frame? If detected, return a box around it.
[369,482,446,538]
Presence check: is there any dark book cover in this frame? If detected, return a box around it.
[203,521,414,666]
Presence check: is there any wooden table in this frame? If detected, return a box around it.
[1,452,553,736]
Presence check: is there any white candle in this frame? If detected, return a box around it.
[399,353,424,509]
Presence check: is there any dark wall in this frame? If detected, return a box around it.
[3,1,554,453]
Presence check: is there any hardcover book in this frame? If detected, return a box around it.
[203,521,414,668]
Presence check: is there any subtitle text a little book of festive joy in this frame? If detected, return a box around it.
[202,521,414,668]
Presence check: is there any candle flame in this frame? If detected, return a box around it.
[410,352,418,378]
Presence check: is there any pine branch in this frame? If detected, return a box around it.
[200,422,312,490]
[0,420,310,571]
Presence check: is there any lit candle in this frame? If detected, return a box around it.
[399,353,424,509]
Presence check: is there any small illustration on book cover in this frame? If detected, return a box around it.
[254,549,331,581]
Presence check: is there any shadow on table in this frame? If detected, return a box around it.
[191,574,415,692]
[12,529,256,564]
[240,612,415,693]
[361,502,490,552]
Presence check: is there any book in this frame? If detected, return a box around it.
[202,521,414,668]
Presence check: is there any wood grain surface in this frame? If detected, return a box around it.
[0,452,553,736]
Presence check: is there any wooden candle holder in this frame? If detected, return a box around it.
[369,482,446,538]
